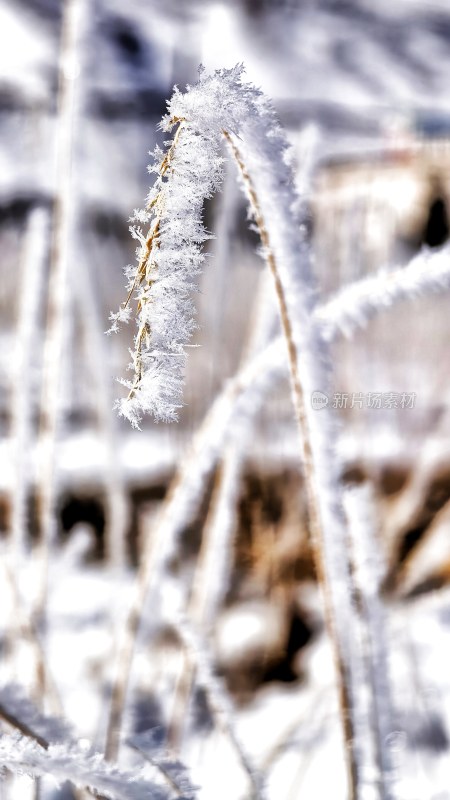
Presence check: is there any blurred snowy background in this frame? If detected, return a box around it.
[2,1,450,798]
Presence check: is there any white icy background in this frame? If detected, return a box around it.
[2,1,450,798]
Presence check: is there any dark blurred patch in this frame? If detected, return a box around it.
[235,470,312,596]
[85,12,169,120]
[327,1,435,83]
[0,493,10,535]
[333,40,385,96]
[424,472,450,514]
[404,710,448,752]
[59,493,106,560]
[88,88,168,120]
[398,471,450,566]
[261,611,313,685]
[415,111,450,139]
[0,408,10,439]
[11,0,61,23]
[422,197,449,248]
[173,471,217,566]
[327,0,377,25]
[65,408,98,428]
[129,483,167,565]
[252,473,284,525]
[0,87,32,112]
[0,194,50,228]
[202,194,261,254]
[397,525,426,567]
[378,465,410,497]
[425,13,450,44]
[88,206,130,243]
[384,470,450,593]
[243,0,296,15]
[129,692,163,735]
[406,573,450,599]
[280,100,377,137]
[191,686,214,733]
[222,604,315,697]
[47,783,78,800]
[234,199,266,250]
[342,463,368,485]
[109,17,144,66]
[243,0,266,14]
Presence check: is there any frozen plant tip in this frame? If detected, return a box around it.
[109,65,282,426]
[109,69,225,426]
[108,114,220,426]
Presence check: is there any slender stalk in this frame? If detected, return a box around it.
[36,0,86,614]
[344,486,398,799]
[10,208,49,558]
[73,254,129,567]
[224,129,361,796]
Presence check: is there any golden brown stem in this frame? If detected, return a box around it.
[223,129,358,799]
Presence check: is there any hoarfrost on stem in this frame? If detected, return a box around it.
[0,734,176,800]
[109,65,287,426]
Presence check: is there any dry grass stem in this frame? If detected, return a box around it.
[224,129,359,795]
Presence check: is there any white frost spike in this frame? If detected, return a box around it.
[316,244,450,342]
[0,684,71,746]
[109,65,285,426]
[0,734,175,800]
[127,729,197,799]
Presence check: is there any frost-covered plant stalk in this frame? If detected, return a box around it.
[0,683,195,800]
[111,64,450,800]
[110,65,289,426]
[109,69,226,425]
[111,65,366,796]
[343,487,397,799]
